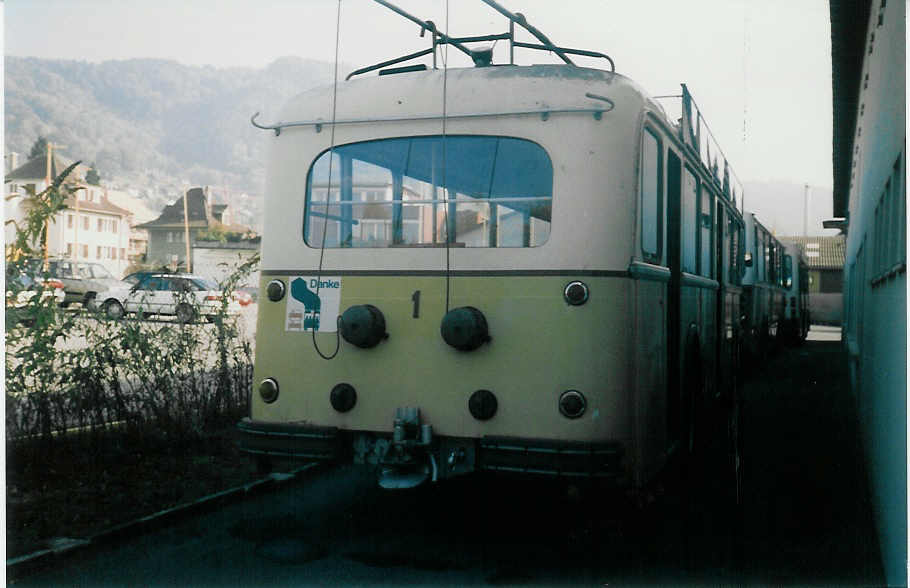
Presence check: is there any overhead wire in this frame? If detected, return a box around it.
[312,0,343,360]
[442,0,452,313]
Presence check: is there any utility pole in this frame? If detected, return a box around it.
[803,183,810,236]
[44,142,52,271]
[42,142,71,270]
[74,186,81,263]
[183,188,192,273]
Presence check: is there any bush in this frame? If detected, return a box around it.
[5,165,257,463]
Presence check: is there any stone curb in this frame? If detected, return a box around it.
[6,463,319,582]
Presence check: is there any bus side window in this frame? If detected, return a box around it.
[681,166,697,273]
[698,186,713,278]
[641,128,663,263]
[729,218,740,285]
[721,210,731,284]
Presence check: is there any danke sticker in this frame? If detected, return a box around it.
[285,276,342,333]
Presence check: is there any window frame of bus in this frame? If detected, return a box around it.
[681,164,699,273]
[698,180,714,278]
[640,126,664,263]
[302,135,554,249]
[783,254,793,289]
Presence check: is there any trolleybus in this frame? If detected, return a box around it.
[238,0,746,494]
[741,212,787,360]
[780,240,809,344]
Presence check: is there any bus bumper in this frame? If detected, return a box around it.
[237,418,626,484]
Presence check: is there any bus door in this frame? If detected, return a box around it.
[666,148,684,449]
[715,203,728,391]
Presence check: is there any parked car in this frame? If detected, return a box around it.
[234,289,254,306]
[45,260,129,308]
[5,269,66,308]
[123,269,175,286]
[97,273,242,322]
[124,271,254,306]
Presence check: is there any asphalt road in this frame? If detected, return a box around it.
[15,329,883,586]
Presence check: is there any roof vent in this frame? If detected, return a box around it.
[470,46,494,67]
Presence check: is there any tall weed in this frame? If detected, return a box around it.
[5,168,257,465]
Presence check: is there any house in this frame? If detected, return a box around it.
[5,152,132,278]
[778,235,847,324]
[104,189,160,266]
[136,187,258,275]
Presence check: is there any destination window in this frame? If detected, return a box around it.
[304,135,552,248]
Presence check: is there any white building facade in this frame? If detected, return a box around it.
[5,154,132,278]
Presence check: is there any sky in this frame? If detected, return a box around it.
[5,0,834,191]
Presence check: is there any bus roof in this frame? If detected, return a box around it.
[268,65,662,130]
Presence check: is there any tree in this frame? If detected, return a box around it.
[28,136,48,160]
[86,164,101,186]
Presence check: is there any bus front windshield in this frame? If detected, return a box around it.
[304,136,553,249]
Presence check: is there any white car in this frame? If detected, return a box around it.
[97,273,241,322]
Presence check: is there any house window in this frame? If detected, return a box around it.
[81,244,88,258]
[96,246,101,259]
[67,243,73,256]
[112,220,118,233]
[83,216,90,230]
[120,248,126,260]
[98,219,103,232]
[68,214,74,229]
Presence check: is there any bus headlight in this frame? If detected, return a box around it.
[564,281,589,305]
[468,389,498,421]
[266,280,286,302]
[559,390,586,419]
[259,378,279,403]
[340,305,387,348]
[330,383,357,412]
[441,306,490,351]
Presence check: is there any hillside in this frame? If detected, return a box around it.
[4,56,336,196]
[5,57,836,240]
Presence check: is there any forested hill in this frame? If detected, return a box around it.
[4,56,336,194]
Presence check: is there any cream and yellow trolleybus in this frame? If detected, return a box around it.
[238,0,746,492]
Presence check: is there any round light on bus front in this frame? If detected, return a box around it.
[266,279,286,302]
[559,390,587,419]
[441,306,490,351]
[259,378,279,404]
[340,304,387,348]
[468,389,498,421]
[330,383,357,413]
[564,281,589,306]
